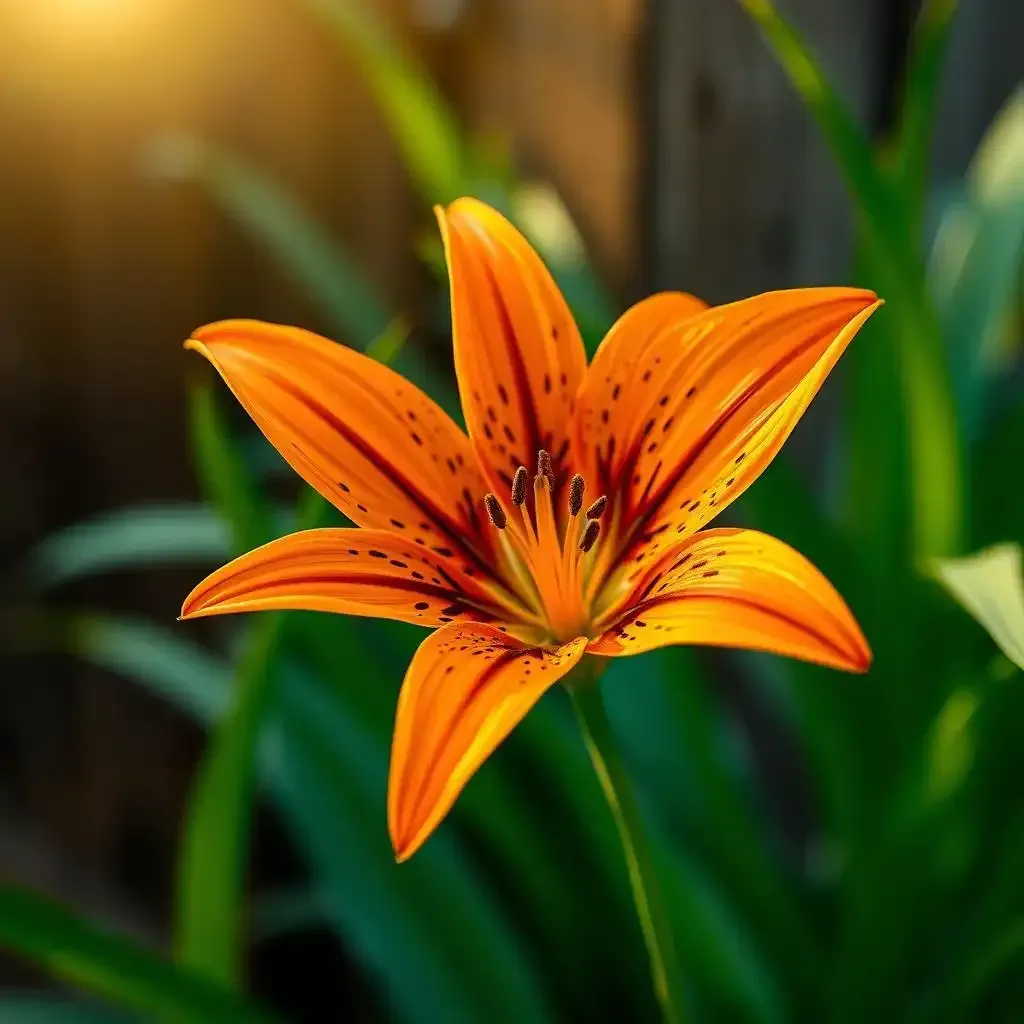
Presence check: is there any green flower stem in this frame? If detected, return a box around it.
[567,660,687,1024]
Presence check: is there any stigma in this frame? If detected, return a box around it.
[483,450,607,642]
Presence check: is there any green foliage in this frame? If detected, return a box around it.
[302,0,614,352]
[0,886,277,1022]
[739,0,963,567]
[0,997,133,1023]
[931,87,1024,437]
[935,544,1024,672]
[29,506,230,588]
[301,0,468,205]
[146,134,390,347]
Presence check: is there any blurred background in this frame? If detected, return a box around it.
[0,0,1021,1021]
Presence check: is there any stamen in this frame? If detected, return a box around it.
[490,449,606,644]
[568,474,585,517]
[511,466,528,506]
[537,449,554,483]
[484,493,507,530]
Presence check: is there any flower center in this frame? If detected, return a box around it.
[484,450,608,644]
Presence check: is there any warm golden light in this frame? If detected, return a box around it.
[12,0,170,49]
[41,0,146,23]
[5,0,181,102]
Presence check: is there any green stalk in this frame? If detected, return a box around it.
[567,660,687,1024]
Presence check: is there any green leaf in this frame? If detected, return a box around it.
[188,380,276,554]
[947,918,1024,1017]
[271,661,556,1023]
[55,606,562,1021]
[930,88,1024,436]
[176,254,403,984]
[971,86,1024,201]
[67,614,231,721]
[925,687,980,802]
[302,0,466,204]
[174,359,292,985]
[28,507,229,589]
[737,0,906,241]
[0,996,135,1023]
[364,316,411,366]
[935,543,1024,671]
[287,612,608,993]
[843,267,913,573]
[890,0,959,231]
[610,648,819,1008]
[0,885,277,1023]
[659,848,784,1024]
[145,134,390,346]
[739,0,963,563]
[173,488,325,987]
[173,616,285,987]
[174,254,410,988]
[0,996,133,1023]
[304,0,614,351]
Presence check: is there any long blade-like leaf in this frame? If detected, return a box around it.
[935,544,1024,671]
[53,612,556,1022]
[29,507,230,589]
[0,996,132,1023]
[931,88,1024,436]
[0,886,277,1023]
[172,615,285,987]
[173,473,324,985]
[890,0,959,231]
[188,380,276,555]
[300,0,466,204]
[738,0,963,562]
[146,134,390,347]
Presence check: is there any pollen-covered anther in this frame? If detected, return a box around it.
[568,474,585,517]
[580,519,601,553]
[511,466,528,506]
[536,449,554,484]
[484,493,507,530]
[585,495,608,520]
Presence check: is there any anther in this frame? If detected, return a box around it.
[580,520,601,553]
[484,493,507,530]
[511,466,528,506]
[568,474,585,517]
[585,495,608,520]
[536,449,554,482]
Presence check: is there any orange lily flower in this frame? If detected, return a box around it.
[181,197,879,862]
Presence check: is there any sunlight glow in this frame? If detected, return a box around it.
[19,0,166,45]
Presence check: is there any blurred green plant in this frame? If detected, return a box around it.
[935,543,1024,673]
[5,0,1023,1021]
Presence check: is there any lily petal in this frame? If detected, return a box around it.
[578,289,880,580]
[589,528,870,673]
[573,290,709,488]
[181,528,508,628]
[187,320,497,578]
[388,623,587,861]
[437,198,587,494]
